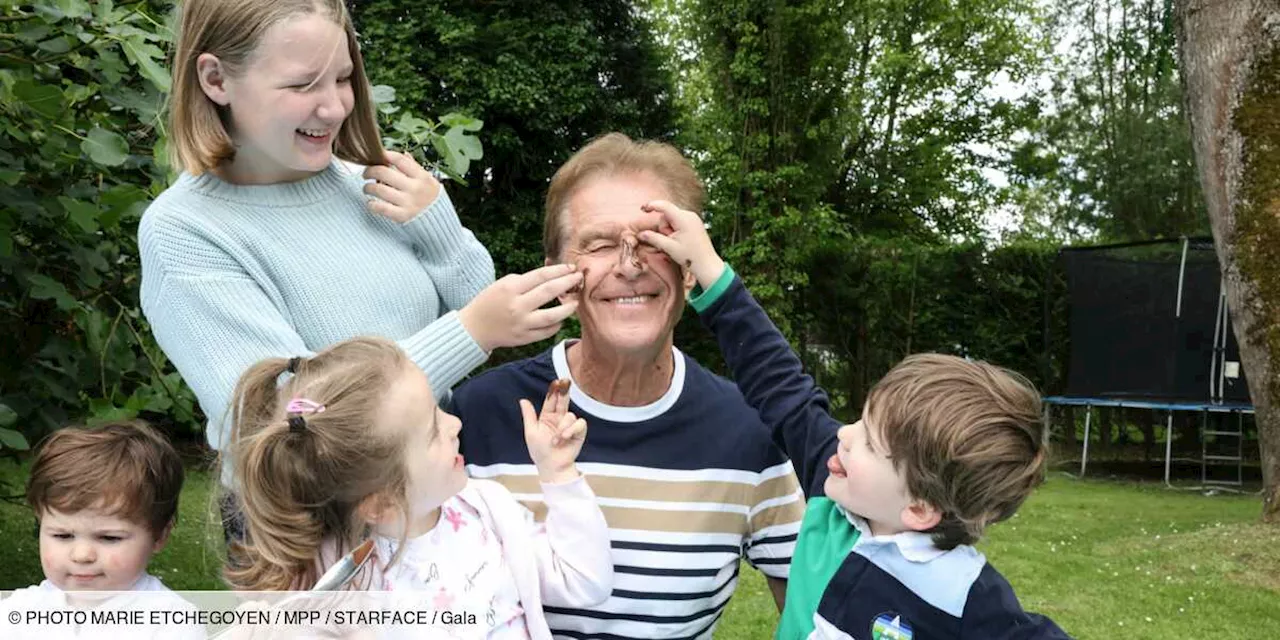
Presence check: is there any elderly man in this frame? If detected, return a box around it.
[451,133,804,639]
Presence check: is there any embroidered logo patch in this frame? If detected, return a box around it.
[871,612,913,640]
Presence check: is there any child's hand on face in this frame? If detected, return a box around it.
[637,200,726,289]
[519,379,587,485]
[459,264,583,352]
[362,150,443,223]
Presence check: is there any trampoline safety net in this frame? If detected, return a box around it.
[1061,238,1250,404]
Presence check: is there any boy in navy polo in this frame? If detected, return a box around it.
[638,200,1071,639]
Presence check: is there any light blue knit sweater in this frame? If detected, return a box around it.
[138,160,494,482]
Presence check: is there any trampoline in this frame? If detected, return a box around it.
[1046,237,1254,487]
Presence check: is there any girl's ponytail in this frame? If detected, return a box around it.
[222,339,414,590]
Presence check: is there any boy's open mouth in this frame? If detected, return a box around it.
[828,453,847,478]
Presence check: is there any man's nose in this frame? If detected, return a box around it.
[617,237,645,278]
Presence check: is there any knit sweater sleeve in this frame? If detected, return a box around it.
[696,269,841,499]
[474,477,613,609]
[138,207,487,454]
[396,188,495,313]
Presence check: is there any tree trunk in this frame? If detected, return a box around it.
[1176,0,1280,522]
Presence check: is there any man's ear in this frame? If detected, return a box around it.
[196,53,232,106]
[900,499,943,532]
[681,267,696,295]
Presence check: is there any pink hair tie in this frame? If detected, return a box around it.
[287,398,326,414]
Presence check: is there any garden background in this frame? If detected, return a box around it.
[2,2,1277,637]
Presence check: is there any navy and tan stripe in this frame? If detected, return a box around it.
[452,344,805,639]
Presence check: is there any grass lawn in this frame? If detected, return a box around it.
[3,461,1277,639]
[719,474,1278,640]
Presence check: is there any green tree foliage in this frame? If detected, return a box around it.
[355,0,679,279]
[830,0,1047,240]
[651,0,1054,392]
[0,1,486,454]
[1011,0,1208,242]
[669,0,851,344]
[0,0,187,451]
[662,0,1046,241]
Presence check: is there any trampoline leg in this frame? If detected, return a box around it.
[1080,405,1092,477]
[1164,411,1174,487]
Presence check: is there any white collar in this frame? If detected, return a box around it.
[32,575,159,607]
[842,506,947,563]
[551,340,685,423]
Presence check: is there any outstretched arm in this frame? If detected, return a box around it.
[518,380,612,606]
[639,202,841,498]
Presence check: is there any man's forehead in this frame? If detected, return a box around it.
[574,217,660,237]
[560,172,669,240]
[571,170,669,205]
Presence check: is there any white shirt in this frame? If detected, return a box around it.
[0,574,203,640]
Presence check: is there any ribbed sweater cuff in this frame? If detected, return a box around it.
[402,310,489,395]
[689,263,736,313]
[400,190,472,260]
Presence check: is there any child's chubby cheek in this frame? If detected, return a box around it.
[38,546,57,571]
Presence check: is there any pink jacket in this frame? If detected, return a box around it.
[321,476,613,639]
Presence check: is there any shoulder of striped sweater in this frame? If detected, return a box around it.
[681,353,739,390]
[685,358,766,419]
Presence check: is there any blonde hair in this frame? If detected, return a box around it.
[224,337,416,591]
[544,132,705,260]
[28,421,184,538]
[168,0,386,175]
[864,354,1046,550]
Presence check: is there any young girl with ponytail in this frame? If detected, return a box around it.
[224,337,611,639]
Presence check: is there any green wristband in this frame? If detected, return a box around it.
[689,263,736,313]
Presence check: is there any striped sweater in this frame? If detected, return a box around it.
[452,340,806,639]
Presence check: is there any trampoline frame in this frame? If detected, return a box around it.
[1050,237,1255,488]
[1042,396,1253,486]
